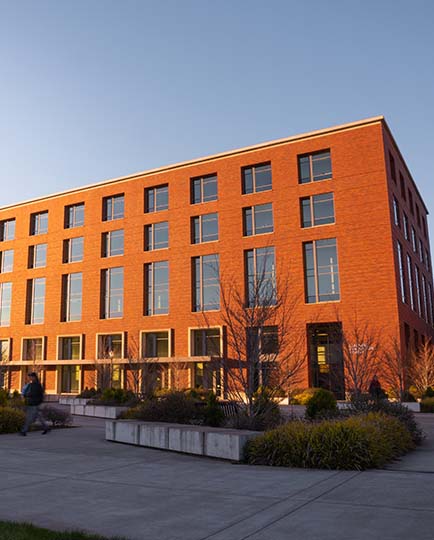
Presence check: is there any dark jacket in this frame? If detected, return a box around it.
[24,381,44,406]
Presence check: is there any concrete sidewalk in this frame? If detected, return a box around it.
[0,414,434,540]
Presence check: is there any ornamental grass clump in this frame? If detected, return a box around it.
[0,406,25,434]
[245,412,414,470]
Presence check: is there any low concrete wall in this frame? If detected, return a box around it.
[402,402,420,412]
[59,397,88,406]
[71,404,128,418]
[106,420,260,461]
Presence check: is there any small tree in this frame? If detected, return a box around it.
[410,338,434,397]
[381,337,411,401]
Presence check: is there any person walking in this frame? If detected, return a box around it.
[20,372,50,436]
[368,374,384,401]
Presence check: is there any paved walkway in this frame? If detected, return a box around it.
[0,414,434,540]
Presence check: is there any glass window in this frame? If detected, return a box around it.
[28,244,47,269]
[389,152,396,183]
[103,194,124,221]
[191,213,219,244]
[403,213,409,241]
[303,239,340,303]
[399,173,406,199]
[397,241,406,304]
[0,282,12,327]
[101,267,124,319]
[242,163,272,194]
[425,249,430,272]
[192,254,220,311]
[144,222,168,251]
[102,229,124,257]
[298,150,332,184]
[243,203,273,236]
[245,247,276,307]
[0,219,15,241]
[406,254,415,311]
[411,227,417,252]
[97,334,123,359]
[26,277,45,324]
[414,265,422,318]
[191,174,218,204]
[62,273,82,322]
[0,250,14,273]
[301,193,335,228]
[0,339,10,361]
[61,365,80,393]
[144,261,169,315]
[65,203,84,228]
[145,185,168,213]
[58,336,81,360]
[142,331,169,357]
[422,274,428,323]
[22,338,43,361]
[408,190,414,215]
[30,211,48,235]
[247,326,279,357]
[192,328,221,356]
[393,197,400,227]
[63,237,84,263]
[419,239,424,264]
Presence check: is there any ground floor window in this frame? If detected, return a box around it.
[61,365,80,393]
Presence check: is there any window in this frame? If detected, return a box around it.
[191,213,219,244]
[416,205,421,228]
[414,265,422,317]
[26,277,45,324]
[425,249,430,272]
[422,274,428,323]
[191,328,221,356]
[191,174,217,204]
[58,336,81,360]
[243,203,274,236]
[103,194,124,221]
[63,237,84,263]
[0,282,12,326]
[61,365,80,393]
[428,283,434,325]
[22,337,43,361]
[419,240,424,264]
[97,334,123,359]
[144,261,169,315]
[30,211,48,235]
[389,152,396,183]
[397,241,406,303]
[403,213,409,241]
[406,255,415,311]
[408,189,414,215]
[399,173,406,200]
[144,222,168,251]
[247,326,279,357]
[422,216,427,239]
[28,244,47,269]
[245,247,276,307]
[102,229,124,257]
[0,339,10,361]
[142,331,169,357]
[393,197,400,227]
[298,150,332,184]
[65,203,84,228]
[242,163,272,194]
[301,193,335,228]
[192,254,220,311]
[145,185,168,213]
[0,219,15,241]
[61,273,82,322]
[411,227,417,252]
[303,238,340,303]
[0,250,14,273]
[101,267,124,319]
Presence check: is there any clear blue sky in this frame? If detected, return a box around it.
[1,0,434,236]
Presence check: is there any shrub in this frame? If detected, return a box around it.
[305,388,337,419]
[77,387,101,399]
[202,392,225,427]
[423,387,434,398]
[0,388,8,407]
[290,388,322,405]
[121,392,199,424]
[420,397,434,413]
[0,406,25,434]
[99,388,137,405]
[245,412,414,470]
[400,390,416,402]
[41,406,73,427]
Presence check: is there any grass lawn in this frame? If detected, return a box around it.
[0,521,128,540]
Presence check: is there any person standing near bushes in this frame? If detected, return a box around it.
[368,374,384,401]
[20,372,50,436]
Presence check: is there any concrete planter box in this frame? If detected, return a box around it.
[401,402,420,412]
[59,397,88,406]
[106,420,260,461]
[71,404,128,418]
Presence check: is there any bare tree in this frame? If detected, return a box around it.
[409,338,434,397]
[125,335,145,396]
[381,337,411,401]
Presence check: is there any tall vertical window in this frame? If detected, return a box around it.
[191,213,219,243]
[298,150,332,184]
[408,190,414,215]
[245,247,276,307]
[142,331,169,357]
[62,273,82,322]
[103,194,124,221]
[425,249,430,273]
[243,203,274,236]
[26,277,46,324]
[389,152,396,183]
[422,274,428,323]
[419,240,424,264]
[0,282,12,326]
[428,283,434,325]
[144,222,168,251]
[22,338,43,361]
[242,163,272,194]
[102,230,124,257]
[392,197,400,227]
[403,213,409,241]
[65,203,84,228]
[414,265,422,318]
[411,227,417,252]
[101,267,124,319]
[0,219,15,241]
[406,254,415,311]
[28,244,47,268]
[30,211,48,235]
[0,250,14,273]
[145,185,168,213]
[192,254,220,311]
[191,174,217,204]
[144,261,169,315]
[0,338,10,361]
[416,205,421,228]
[301,193,335,228]
[58,336,81,360]
[397,241,406,303]
[63,237,84,263]
[303,239,340,303]
[191,328,221,356]
[399,173,406,199]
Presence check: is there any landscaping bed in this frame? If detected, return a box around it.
[0,520,128,540]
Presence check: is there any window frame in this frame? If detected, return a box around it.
[65,203,85,229]
[191,174,218,204]
[144,261,169,316]
[63,237,84,264]
[0,249,14,273]
[101,267,124,319]
[0,219,15,242]
[140,329,171,358]
[191,213,219,244]
[192,254,220,312]
[102,229,124,258]
[300,192,335,228]
[298,150,332,184]
[61,272,83,322]
[144,185,169,213]
[303,238,340,304]
[241,162,272,194]
[56,334,83,361]
[21,336,45,361]
[96,332,125,360]
[26,277,46,325]
[30,211,48,236]
[102,194,124,221]
[189,327,222,357]
[0,282,12,327]
[243,203,274,236]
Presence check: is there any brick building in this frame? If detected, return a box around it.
[0,116,432,398]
